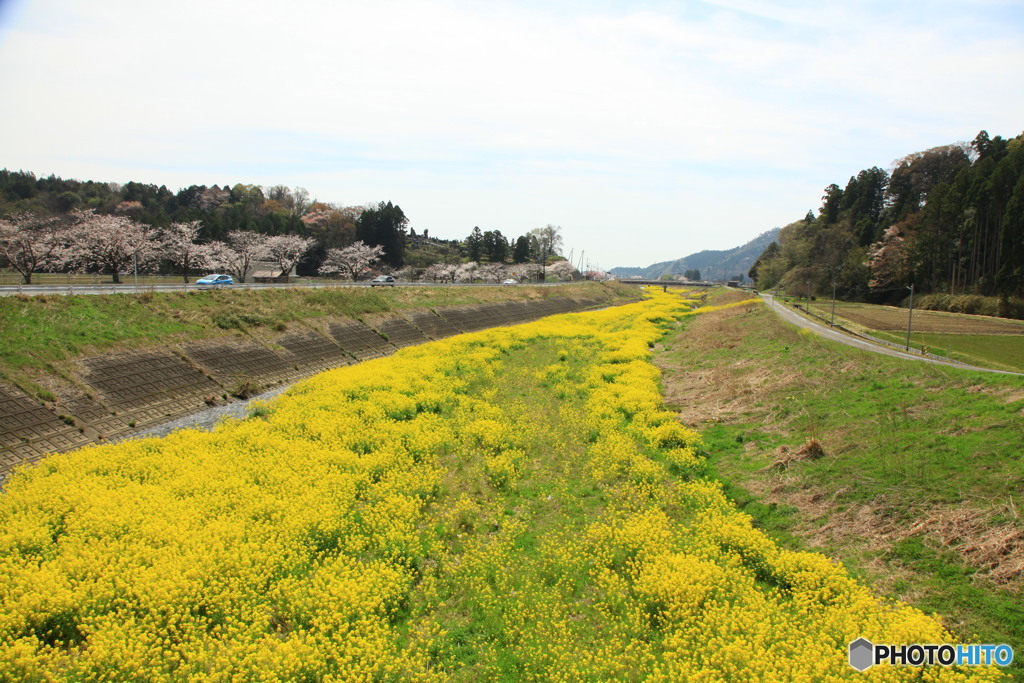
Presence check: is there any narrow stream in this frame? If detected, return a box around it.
[117,384,294,442]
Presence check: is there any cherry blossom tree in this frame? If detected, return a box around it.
[157,220,208,283]
[475,263,509,283]
[454,261,479,283]
[547,260,579,281]
[201,241,235,276]
[867,221,918,290]
[266,234,316,278]
[299,205,335,231]
[206,231,271,283]
[318,241,385,281]
[510,263,543,282]
[0,213,67,284]
[301,203,361,249]
[421,262,458,283]
[64,210,153,284]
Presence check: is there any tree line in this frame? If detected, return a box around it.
[0,171,582,283]
[749,129,1024,306]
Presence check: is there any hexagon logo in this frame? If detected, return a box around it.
[849,638,874,671]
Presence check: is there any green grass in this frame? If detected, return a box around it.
[872,330,1024,373]
[888,536,1024,646]
[0,281,639,392]
[399,339,623,676]
[658,294,1024,679]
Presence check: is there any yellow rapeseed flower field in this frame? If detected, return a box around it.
[0,289,1002,680]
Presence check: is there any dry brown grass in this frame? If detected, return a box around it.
[737,442,1024,590]
[765,438,827,470]
[906,506,1024,587]
[655,302,809,428]
[827,302,1024,335]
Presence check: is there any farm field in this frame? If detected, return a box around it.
[0,290,1005,680]
[659,294,1024,680]
[804,300,1024,372]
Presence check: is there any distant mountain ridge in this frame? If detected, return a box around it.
[609,229,780,281]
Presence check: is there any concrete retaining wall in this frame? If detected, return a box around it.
[0,296,606,479]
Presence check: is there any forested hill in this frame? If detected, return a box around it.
[0,172,359,250]
[610,229,779,281]
[748,129,1024,304]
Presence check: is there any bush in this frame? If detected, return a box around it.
[913,293,1024,320]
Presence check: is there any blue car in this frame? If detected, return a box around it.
[196,274,234,286]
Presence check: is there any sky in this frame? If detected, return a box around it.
[1,0,1022,271]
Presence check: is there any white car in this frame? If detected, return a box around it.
[370,275,396,286]
[502,279,518,285]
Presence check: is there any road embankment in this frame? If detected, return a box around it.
[1,282,638,479]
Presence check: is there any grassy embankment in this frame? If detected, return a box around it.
[0,281,639,400]
[658,291,1024,679]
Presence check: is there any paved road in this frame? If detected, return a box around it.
[760,294,1023,376]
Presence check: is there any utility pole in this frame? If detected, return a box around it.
[831,280,837,326]
[905,283,915,351]
[806,280,811,310]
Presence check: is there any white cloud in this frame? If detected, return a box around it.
[1,0,1021,268]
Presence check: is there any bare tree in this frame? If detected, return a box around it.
[318,241,385,281]
[529,224,564,260]
[292,187,311,215]
[264,185,312,215]
[0,212,66,284]
[528,224,564,280]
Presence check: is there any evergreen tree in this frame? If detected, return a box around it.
[482,229,508,262]
[355,201,408,268]
[466,226,483,261]
[512,235,531,263]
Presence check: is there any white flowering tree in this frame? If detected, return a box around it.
[455,261,479,283]
[318,241,385,281]
[510,263,543,282]
[547,260,579,281]
[64,210,154,284]
[206,231,271,283]
[266,234,316,278]
[867,222,916,290]
[0,213,67,284]
[421,262,459,283]
[476,262,509,283]
[157,220,208,283]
